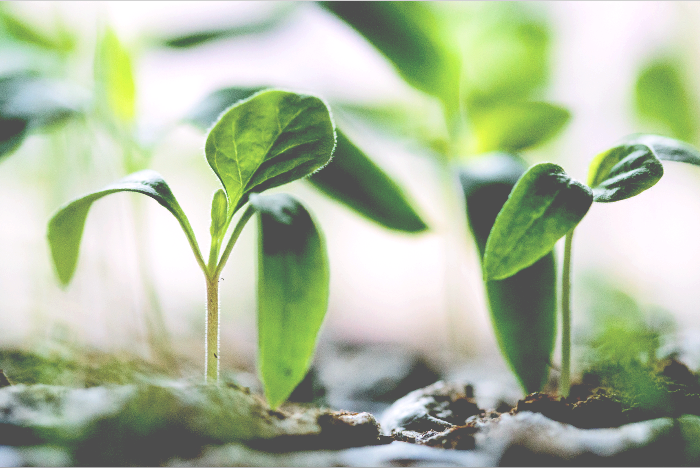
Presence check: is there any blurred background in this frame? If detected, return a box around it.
[2,1,700,392]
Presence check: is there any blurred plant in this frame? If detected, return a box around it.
[48,90,335,408]
[483,134,700,397]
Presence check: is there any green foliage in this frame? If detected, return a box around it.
[0,5,75,52]
[205,90,336,215]
[188,86,428,233]
[310,131,428,232]
[0,73,81,160]
[461,153,557,393]
[635,58,697,142]
[47,170,202,286]
[320,1,459,107]
[250,194,329,408]
[470,102,570,153]
[483,163,593,281]
[94,28,136,123]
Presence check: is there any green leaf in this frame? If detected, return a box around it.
[635,59,697,142]
[250,193,329,409]
[586,134,683,203]
[484,163,592,281]
[309,131,427,232]
[209,189,228,240]
[48,170,201,285]
[460,153,556,393]
[470,102,570,153]
[205,90,336,215]
[0,73,82,160]
[185,86,263,129]
[95,28,136,122]
[320,1,459,106]
[0,7,75,52]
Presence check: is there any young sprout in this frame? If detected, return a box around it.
[483,134,700,397]
[47,90,336,408]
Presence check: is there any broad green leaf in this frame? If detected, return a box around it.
[160,4,297,48]
[320,2,459,106]
[250,193,329,409]
[635,59,697,142]
[484,163,592,281]
[95,28,136,122]
[309,131,427,232]
[48,170,201,285]
[185,86,263,129]
[205,90,336,215]
[0,73,81,159]
[470,102,570,153]
[586,134,692,203]
[460,153,556,393]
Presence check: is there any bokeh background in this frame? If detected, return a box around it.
[2,1,700,385]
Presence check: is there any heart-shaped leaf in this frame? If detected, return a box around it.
[484,163,592,281]
[460,153,556,393]
[205,90,336,215]
[250,193,329,409]
[48,170,202,285]
[586,134,700,202]
[470,102,570,153]
[309,131,428,232]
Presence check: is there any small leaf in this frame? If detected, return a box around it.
[484,163,592,281]
[209,189,228,239]
[586,134,684,203]
[48,170,200,285]
[95,28,136,122]
[309,131,427,232]
[185,86,263,129]
[0,73,82,159]
[471,102,570,153]
[320,2,459,106]
[250,193,329,409]
[460,153,556,393]
[205,90,336,215]
[635,59,697,142]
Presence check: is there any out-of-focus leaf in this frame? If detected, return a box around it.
[460,153,556,393]
[0,7,74,52]
[484,163,592,281]
[160,4,297,48]
[95,28,135,122]
[185,87,263,129]
[47,170,200,286]
[205,90,336,215]
[310,131,427,232]
[250,193,329,409]
[471,102,570,153]
[320,1,459,106]
[0,73,81,159]
[635,59,697,142]
[437,2,549,108]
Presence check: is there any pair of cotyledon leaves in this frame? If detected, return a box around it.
[48,90,334,408]
[483,134,700,283]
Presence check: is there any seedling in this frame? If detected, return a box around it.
[482,134,700,397]
[47,89,336,408]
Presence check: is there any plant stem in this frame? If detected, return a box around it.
[561,229,574,398]
[203,204,256,383]
[205,274,220,383]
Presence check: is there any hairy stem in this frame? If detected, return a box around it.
[205,274,220,382]
[561,229,574,398]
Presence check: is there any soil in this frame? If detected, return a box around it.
[2,348,700,466]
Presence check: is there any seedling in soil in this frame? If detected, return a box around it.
[482,134,700,397]
[47,90,336,408]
